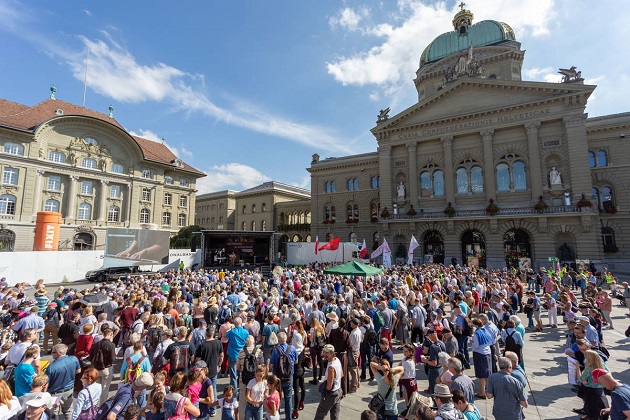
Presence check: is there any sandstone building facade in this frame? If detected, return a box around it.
[0,91,205,251]
[308,7,630,272]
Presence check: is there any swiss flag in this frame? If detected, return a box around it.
[359,239,368,258]
[315,236,319,255]
[318,237,340,252]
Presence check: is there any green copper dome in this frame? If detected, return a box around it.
[420,20,516,66]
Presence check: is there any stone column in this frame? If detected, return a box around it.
[124,184,133,226]
[407,142,418,207]
[441,136,455,204]
[97,180,109,224]
[481,130,495,201]
[525,122,543,202]
[563,114,592,200]
[378,145,392,211]
[66,175,79,222]
[32,170,45,218]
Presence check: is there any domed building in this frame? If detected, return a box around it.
[309,6,630,272]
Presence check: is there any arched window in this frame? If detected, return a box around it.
[0,229,15,252]
[252,204,256,213]
[78,203,92,221]
[279,212,285,224]
[139,208,150,224]
[242,222,246,231]
[371,202,379,218]
[353,204,359,221]
[456,168,468,194]
[601,186,614,211]
[292,234,302,242]
[3,143,23,155]
[178,213,187,227]
[107,205,120,222]
[111,164,123,174]
[48,151,65,163]
[330,181,336,192]
[419,164,444,197]
[44,199,59,212]
[251,221,256,231]
[513,161,527,191]
[420,172,431,193]
[496,163,509,192]
[371,176,380,189]
[496,155,527,192]
[0,195,16,215]
[84,137,98,146]
[588,151,596,168]
[82,158,97,169]
[433,170,444,196]
[242,205,246,214]
[262,203,266,212]
[261,220,266,231]
[347,178,358,191]
[597,150,608,167]
[325,181,330,193]
[470,166,483,193]
[324,205,336,221]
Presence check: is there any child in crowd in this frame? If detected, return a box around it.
[264,375,281,420]
[245,366,268,419]
[209,384,239,420]
[400,343,418,408]
[186,362,207,420]
[144,392,165,420]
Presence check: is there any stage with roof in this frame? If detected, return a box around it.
[199,230,275,272]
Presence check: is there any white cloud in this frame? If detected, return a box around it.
[83,9,92,16]
[129,129,193,159]
[327,0,556,100]
[329,7,369,31]
[196,163,271,194]
[524,67,555,80]
[61,35,353,154]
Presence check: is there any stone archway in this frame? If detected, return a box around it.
[73,231,95,250]
[503,228,532,269]
[423,230,444,264]
[461,229,486,267]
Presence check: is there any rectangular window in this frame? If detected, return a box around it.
[2,168,18,185]
[180,178,189,187]
[142,188,151,201]
[162,212,171,226]
[81,180,93,195]
[110,185,121,198]
[47,175,61,191]
[178,213,186,227]
[82,158,97,169]
[164,176,173,185]
[179,196,187,207]
[48,151,65,163]
[164,193,172,205]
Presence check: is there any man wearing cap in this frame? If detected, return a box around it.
[13,305,45,335]
[486,357,528,420]
[102,372,154,420]
[578,316,600,347]
[420,328,446,394]
[593,369,630,419]
[16,391,54,420]
[47,343,81,420]
[433,384,461,420]
[313,344,343,420]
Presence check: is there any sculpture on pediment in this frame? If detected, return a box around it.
[558,66,582,83]
[377,108,391,123]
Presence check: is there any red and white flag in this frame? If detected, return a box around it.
[359,239,368,258]
[318,237,341,252]
[315,235,319,255]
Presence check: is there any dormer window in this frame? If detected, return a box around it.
[172,159,182,167]
[84,137,98,146]
[55,109,63,115]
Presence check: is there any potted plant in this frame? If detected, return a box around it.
[406,205,417,216]
[443,202,455,218]
[605,207,618,214]
[380,207,390,218]
[577,193,592,209]
[485,199,499,216]
[534,196,548,213]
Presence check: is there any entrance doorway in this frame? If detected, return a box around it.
[461,230,486,267]
[423,230,444,264]
[504,229,532,269]
[73,232,95,250]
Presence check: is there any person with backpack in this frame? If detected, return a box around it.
[359,316,377,382]
[42,302,60,354]
[260,312,279,365]
[120,340,152,409]
[89,326,116,405]
[452,306,472,369]
[46,343,82,420]
[267,332,298,420]
[97,372,155,420]
[236,335,264,419]
[501,320,524,367]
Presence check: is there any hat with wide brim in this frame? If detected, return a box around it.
[432,384,452,398]
[326,312,339,322]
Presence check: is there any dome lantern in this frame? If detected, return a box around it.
[452,2,474,35]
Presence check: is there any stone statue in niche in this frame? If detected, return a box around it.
[549,167,562,185]
[397,182,406,198]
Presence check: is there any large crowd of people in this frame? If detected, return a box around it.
[0,262,626,420]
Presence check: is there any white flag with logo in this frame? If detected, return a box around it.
[382,238,392,268]
[408,235,419,265]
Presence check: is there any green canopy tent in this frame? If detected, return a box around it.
[323,261,383,277]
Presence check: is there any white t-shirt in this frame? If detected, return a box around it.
[246,378,268,403]
[0,396,21,420]
[218,398,238,416]
[323,358,343,392]
[402,359,415,379]
[291,331,304,354]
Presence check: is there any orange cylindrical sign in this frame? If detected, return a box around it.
[33,211,62,251]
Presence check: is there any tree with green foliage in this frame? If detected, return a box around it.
[170,225,203,248]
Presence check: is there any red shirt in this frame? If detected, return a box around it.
[119,307,139,329]
[75,334,94,358]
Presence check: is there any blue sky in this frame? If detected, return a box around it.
[0,1,627,194]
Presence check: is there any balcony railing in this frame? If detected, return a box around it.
[384,205,596,221]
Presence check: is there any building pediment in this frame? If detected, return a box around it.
[372,79,595,139]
